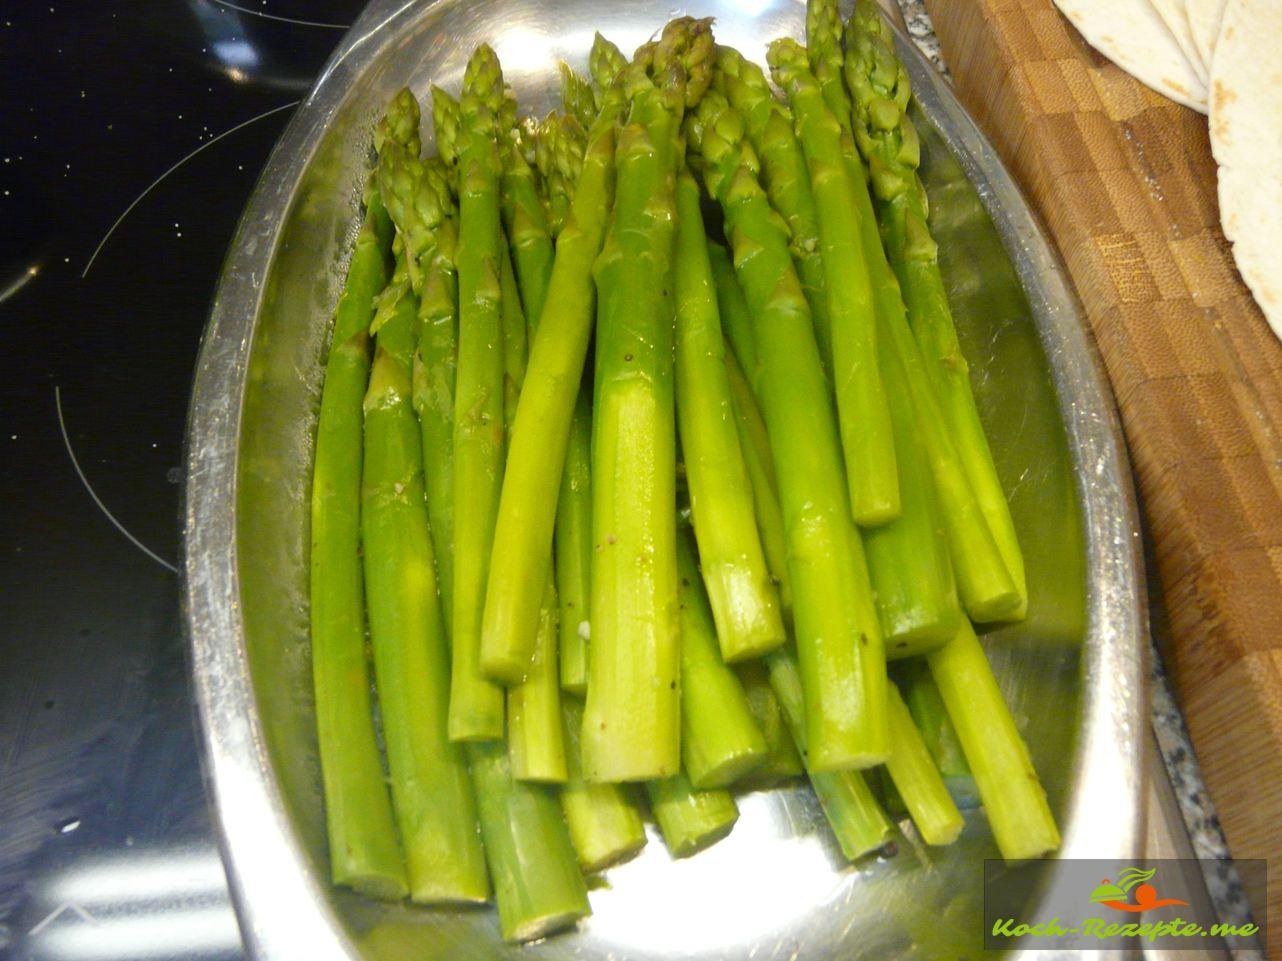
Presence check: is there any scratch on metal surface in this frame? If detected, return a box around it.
[28,902,98,936]
[55,386,179,574]
[82,102,300,278]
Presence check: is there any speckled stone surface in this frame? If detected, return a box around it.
[890,0,1264,949]
[895,0,947,74]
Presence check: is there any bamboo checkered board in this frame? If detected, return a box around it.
[924,0,1280,944]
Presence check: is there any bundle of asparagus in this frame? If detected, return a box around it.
[306,0,1058,944]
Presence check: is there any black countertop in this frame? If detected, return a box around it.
[0,5,361,957]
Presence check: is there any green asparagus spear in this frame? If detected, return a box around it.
[412,161,460,626]
[588,32,627,103]
[897,658,978,807]
[687,89,887,770]
[723,348,792,612]
[362,270,489,903]
[533,111,586,236]
[927,620,1060,861]
[374,86,421,158]
[499,240,527,431]
[507,578,567,782]
[583,63,684,783]
[708,242,760,388]
[735,660,805,788]
[714,46,833,373]
[431,85,461,172]
[478,80,624,688]
[804,0,857,146]
[583,21,714,782]
[559,696,648,872]
[449,46,507,740]
[874,249,1020,622]
[498,105,555,328]
[883,683,964,845]
[723,314,893,858]
[495,225,567,781]
[646,773,739,858]
[767,37,898,527]
[310,188,406,899]
[860,275,962,654]
[467,741,590,942]
[559,62,598,132]
[376,135,462,625]
[762,647,892,858]
[555,386,592,694]
[676,526,769,788]
[674,172,784,661]
[846,0,1027,620]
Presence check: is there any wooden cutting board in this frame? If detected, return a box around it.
[922,0,1280,942]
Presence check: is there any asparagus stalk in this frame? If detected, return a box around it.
[645,774,739,859]
[927,619,1060,861]
[535,108,589,702]
[708,242,760,388]
[793,8,1020,621]
[883,683,964,845]
[897,658,978,807]
[874,252,1020,622]
[559,63,598,132]
[467,741,590,942]
[507,578,567,782]
[499,239,527,430]
[676,526,769,788]
[582,21,715,782]
[555,386,592,694]
[309,187,406,899]
[846,0,1027,620]
[431,85,461,171]
[674,171,784,661]
[767,38,898,527]
[413,161,460,626]
[735,660,805,788]
[722,348,792,614]
[478,77,625,687]
[362,269,489,903]
[559,696,648,872]
[533,111,585,237]
[714,46,833,373]
[376,132,461,626]
[449,46,508,741]
[860,280,962,655]
[498,103,555,329]
[588,31,627,103]
[530,105,595,695]
[494,124,569,784]
[804,0,859,152]
[722,318,893,858]
[583,64,683,782]
[687,89,887,770]
[762,647,892,858]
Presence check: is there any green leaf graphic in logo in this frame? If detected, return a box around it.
[1117,867,1156,894]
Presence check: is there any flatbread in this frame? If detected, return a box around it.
[1209,0,1282,338]
[1149,0,1208,82]
[1186,0,1228,69]
[1054,0,1208,112]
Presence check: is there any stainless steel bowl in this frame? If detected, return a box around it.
[183,1,1146,958]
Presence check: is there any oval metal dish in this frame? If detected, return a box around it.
[183,1,1146,958]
